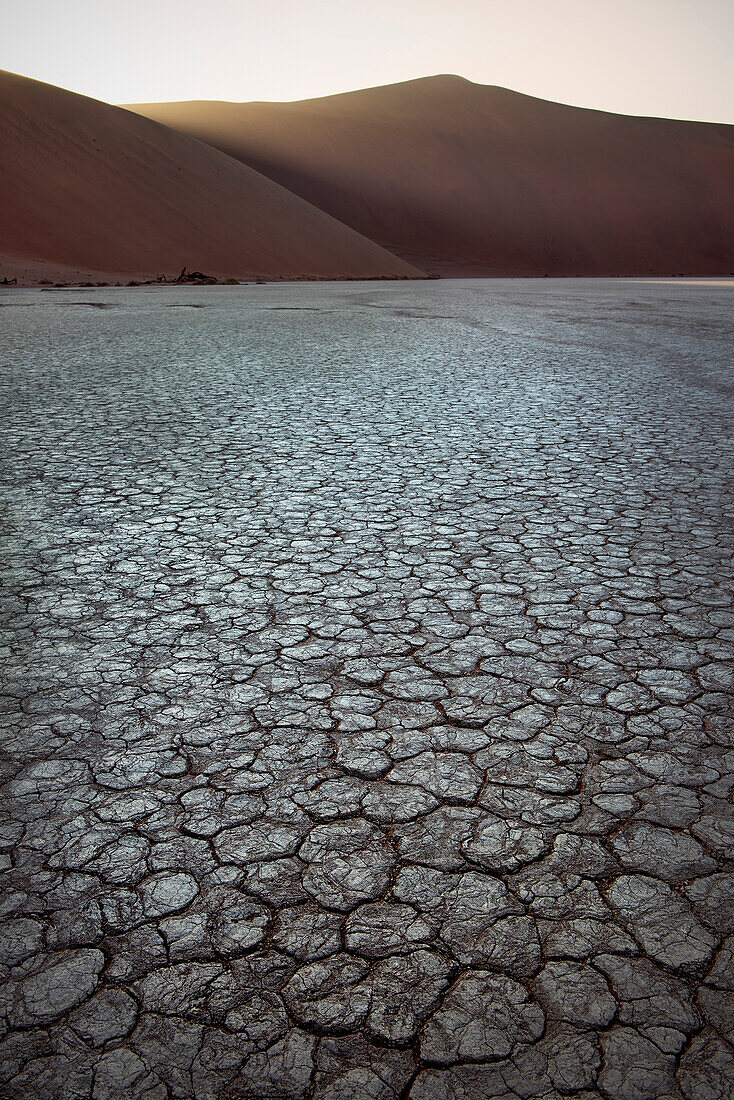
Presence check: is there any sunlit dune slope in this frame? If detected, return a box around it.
[0,70,421,283]
[130,75,734,276]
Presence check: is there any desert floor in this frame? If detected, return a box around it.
[1,279,733,1099]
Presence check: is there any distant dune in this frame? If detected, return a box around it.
[130,75,734,276]
[0,70,420,284]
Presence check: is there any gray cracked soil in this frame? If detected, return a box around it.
[0,278,733,1099]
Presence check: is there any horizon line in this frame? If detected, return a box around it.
[120,73,734,127]
[2,66,732,128]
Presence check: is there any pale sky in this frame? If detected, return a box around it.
[2,0,733,122]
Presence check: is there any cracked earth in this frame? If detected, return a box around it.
[1,279,733,1099]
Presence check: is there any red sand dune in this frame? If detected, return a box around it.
[130,75,734,276]
[0,70,420,284]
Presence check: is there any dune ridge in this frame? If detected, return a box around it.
[130,75,734,276]
[0,70,421,284]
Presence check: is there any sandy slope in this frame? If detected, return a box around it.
[0,70,420,284]
[130,75,734,276]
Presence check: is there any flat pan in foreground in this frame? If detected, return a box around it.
[1,280,732,1098]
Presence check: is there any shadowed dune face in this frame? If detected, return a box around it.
[130,75,734,276]
[0,70,421,283]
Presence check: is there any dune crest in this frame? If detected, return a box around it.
[0,70,421,284]
[130,75,734,276]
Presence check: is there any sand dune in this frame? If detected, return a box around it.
[131,75,734,276]
[0,70,420,284]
